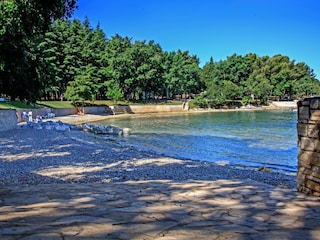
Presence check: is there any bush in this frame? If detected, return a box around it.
[193,97,209,108]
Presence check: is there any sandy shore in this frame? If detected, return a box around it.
[42,103,296,125]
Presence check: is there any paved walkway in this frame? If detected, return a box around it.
[0,179,319,240]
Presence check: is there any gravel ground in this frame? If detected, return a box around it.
[0,126,297,189]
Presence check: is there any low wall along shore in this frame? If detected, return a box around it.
[110,104,185,114]
[297,97,320,196]
[15,106,109,123]
[0,105,185,131]
[0,109,17,131]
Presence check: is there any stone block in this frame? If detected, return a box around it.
[299,137,320,152]
[298,185,314,195]
[297,123,308,137]
[307,123,320,138]
[298,119,309,124]
[308,174,320,184]
[297,171,306,185]
[298,106,309,120]
[310,155,320,167]
[299,166,312,175]
[305,179,320,193]
[299,99,310,106]
[298,150,312,167]
[311,165,320,174]
[310,97,320,109]
[298,151,320,167]
[310,110,320,121]
[299,137,314,151]
[310,156,320,167]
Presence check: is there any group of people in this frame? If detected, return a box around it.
[22,110,33,122]
[21,111,42,123]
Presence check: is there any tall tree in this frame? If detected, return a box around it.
[102,35,133,100]
[0,0,77,101]
[163,50,202,99]
[129,40,164,99]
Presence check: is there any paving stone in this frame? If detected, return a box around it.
[250,230,315,240]
[0,180,320,239]
[20,233,63,240]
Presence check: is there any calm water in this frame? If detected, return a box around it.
[95,110,298,174]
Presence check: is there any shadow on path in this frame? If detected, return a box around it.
[0,129,319,239]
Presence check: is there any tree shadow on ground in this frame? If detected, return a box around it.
[0,129,319,239]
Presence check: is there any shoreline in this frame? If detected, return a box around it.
[46,104,296,125]
[2,112,298,189]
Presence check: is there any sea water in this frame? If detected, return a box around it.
[95,110,298,174]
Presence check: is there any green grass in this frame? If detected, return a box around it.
[0,99,183,109]
[0,101,39,109]
[37,101,76,108]
[37,100,116,108]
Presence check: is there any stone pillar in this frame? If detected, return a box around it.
[297,97,320,196]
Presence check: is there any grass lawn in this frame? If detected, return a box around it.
[0,99,183,109]
[0,101,39,109]
[37,101,76,108]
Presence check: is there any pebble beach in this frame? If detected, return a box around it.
[2,115,320,240]
[0,118,297,189]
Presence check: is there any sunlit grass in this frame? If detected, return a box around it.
[37,101,76,108]
[0,99,183,109]
[0,101,38,109]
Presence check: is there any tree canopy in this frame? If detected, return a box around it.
[0,5,319,106]
[0,0,77,101]
[200,53,320,107]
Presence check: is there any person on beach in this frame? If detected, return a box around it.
[28,110,33,122]
[22,111,27,121]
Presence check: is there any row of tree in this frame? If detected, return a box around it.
[40,18,202,103]
[0,0,77,102]
[1,1,319,106]
[201,54,320,106]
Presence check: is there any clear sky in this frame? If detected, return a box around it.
[73,0,320,78]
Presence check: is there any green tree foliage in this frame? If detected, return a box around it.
[1,5,319,105]
[106,81,123,104]
[64,64,99,103]
[102,35,134,100]
[162,50,203,99]
[39,18,107,101]
[0,0,77,101]
[200,53,320,107]
[128,40,164,99]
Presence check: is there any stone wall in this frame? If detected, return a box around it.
[297,97,320,196]
[16,107,110,123]
[0,109,17,131]
[112,105,184,115]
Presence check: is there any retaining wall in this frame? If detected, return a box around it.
[271,101,297,108]
[0,109,17,131]
[297,97,320,196]
[3,105,184,131]
[112,105,184,114]
[16,107,110,123]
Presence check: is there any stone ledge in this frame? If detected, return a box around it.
[22,120,131,136]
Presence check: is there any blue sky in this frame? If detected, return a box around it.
[73,0,320,78]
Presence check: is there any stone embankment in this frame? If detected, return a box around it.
[0,109,17,131]
[297,97,320,196]
[23,120,131,136]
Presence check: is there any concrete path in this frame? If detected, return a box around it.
[0,179,319,240]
